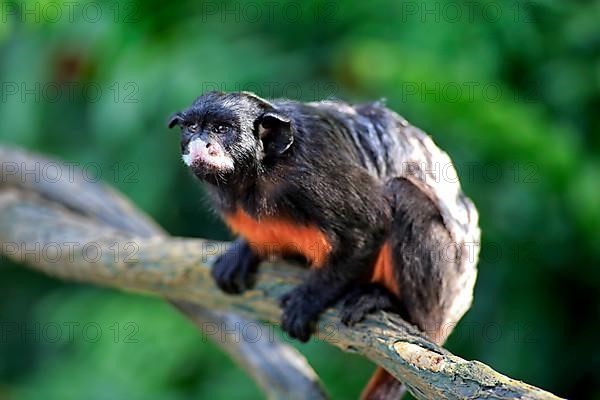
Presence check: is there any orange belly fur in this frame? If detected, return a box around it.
[224,208,332,268]
[224,208,399,295]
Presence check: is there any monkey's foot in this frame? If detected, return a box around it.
[339,284,399,327]
[211,240,260,294]
[279,286,321,342]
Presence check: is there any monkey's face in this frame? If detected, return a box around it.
[168,91,293,186]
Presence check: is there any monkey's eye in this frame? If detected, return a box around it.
[187,123,199,133]
[212,124,230,134]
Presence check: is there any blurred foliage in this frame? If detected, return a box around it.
[0,0,599,399]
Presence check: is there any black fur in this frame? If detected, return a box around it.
[339,284,400,327]
[169,91,464,345]
[212,238,260,294]
[385,177,457,339]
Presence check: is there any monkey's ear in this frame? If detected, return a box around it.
[258,111,293,155]
[168,112,184,129]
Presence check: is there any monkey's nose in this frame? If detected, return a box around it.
[206,142,219,157]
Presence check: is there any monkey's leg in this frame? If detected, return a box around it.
[279,263,381,343]
[339,284,400,327]
[211,238,261,294]
[361,177,460,400]
[386,177,459,344]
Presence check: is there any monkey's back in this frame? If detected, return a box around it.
[286,99,481,327]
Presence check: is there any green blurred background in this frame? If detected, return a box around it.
[1,0,599,399]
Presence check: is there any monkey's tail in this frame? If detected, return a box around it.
[361,367,406,400]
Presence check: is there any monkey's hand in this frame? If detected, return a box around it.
[279,285,324,342]
[211,239,260,294]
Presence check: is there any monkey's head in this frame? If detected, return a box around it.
[168,91,293,187]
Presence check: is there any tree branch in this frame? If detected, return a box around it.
[0,145,564,400]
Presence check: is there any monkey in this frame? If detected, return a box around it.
[168,91,480,399]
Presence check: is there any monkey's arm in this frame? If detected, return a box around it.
[279,170,392,342]
[212,238,261,294]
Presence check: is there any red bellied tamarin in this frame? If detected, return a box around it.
[169,91,480,399]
